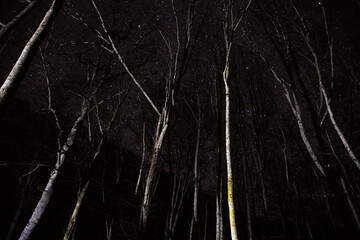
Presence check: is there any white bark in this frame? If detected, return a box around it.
[140,0,189,227]
[216,181,224,240]
[320,82,360,170]
[280,129,290,185]
[224,53,238,240]
[302,19,360,170]
[0,0,64,115]
[92,0,176,228]
[220,1,252,238]
[293,93,325,176]
[269,68,325,176]
[167,173,189,240]
[203,201,208,240]
[18,101,88,240]
[141,112,169,227]
[295,2,360,171]
[190,124,201,240]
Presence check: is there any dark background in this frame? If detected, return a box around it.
[1,0,360,239]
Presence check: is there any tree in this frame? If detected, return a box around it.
[18,46,105,240]
[218,0,252,239]
[91,0,198,229]
[0,0,64,117]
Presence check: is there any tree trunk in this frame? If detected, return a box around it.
[142,117,168,227]
[320,81,360,170]
[63,181,90,240]
[190,124,201,240]
[341,178,360,231]
[0,0,64,117]
[18,100,87,240]
[203,201,208,240]
[223,49,238,240]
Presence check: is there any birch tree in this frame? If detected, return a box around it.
[91,0,197,228]
[62,60,127,240]
[250,1,360,234]
[18,100,88,240]
[0,0,64,117]
[165,171,190,240]
[219,1,252,239]
[293,3,360,171]
[18,47,104,240]
[189,100,202,240]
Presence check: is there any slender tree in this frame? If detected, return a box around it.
[91,0,198,228]
[0,0,64,117]
[18,48,104,240]
[219,1,252,239]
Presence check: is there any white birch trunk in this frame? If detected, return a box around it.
[189,125,201,240]
[203,201,208,240]
[215,178,223,240]
[269,69,325,176]
[142,113,169,227]
[320,83,360,170]
[18,101,87,240]
[299,9,360,170]
[0,0,64,115]
[223,48,238,240]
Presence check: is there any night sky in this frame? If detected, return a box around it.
[1,0,360,239]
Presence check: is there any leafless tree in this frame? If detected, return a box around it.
[0,0,64,117]
[91,0,198,229]
[18,48,104,240]
[218,0,252,239]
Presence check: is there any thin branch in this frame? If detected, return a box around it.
[91,0,160,116]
